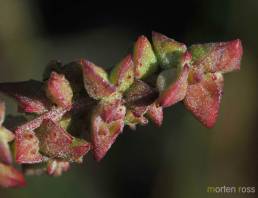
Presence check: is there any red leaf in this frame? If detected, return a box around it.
[100,100,126,123]
[0,162,26,188]
[184,73,224,128]
[15,106,68,134]
[46,71,73,108]
[80,59,116,99]
[15,131,44,164]
[14,107,69,163]
[190,39,243,73]
[36,119,91,162]
[146,103,163,126]
[0,80,51,114]
[92,100,126,161]
[152,31,187,69]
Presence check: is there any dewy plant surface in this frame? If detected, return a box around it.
[0,32,243,188]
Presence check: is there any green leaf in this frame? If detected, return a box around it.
[109,54,134,92]
[152,31,187,69]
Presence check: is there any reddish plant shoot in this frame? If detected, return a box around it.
[0,32,243,188]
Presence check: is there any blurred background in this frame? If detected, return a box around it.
[0,0,257,197]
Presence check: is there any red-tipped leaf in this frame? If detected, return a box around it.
[80,59,116,100]
[157,64,190,107]
[46,71,73,108]
[189,39,243,73]
[133,35,158,79]
[0,80,50,114]
[36,119,90,162]
[92,100,126,161]
[184,72,224,128]
[146,103,163,126]
[109,54,135,92]
[15,131,44,164]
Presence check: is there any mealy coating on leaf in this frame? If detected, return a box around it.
[91,100,126,161]
[47,160,70,177]
[184,72,224,128]
[0,80,51,114]
[124,80,158,108]
[36,119,90,162]
[36,119,71,158]
[46,71,73,108]
[133,35,158,79]
[15,106,68,134]
[80,59,116,100]
[15,131,43,164]
[157,63,190,107]
[146,103,163,126]
[99,99,126,123]
[0,127,15,164]
[0,162,26,188]
[0,32,244,188]
[109,54,135,92]
[189,39,243,73]
[152,31,187,69]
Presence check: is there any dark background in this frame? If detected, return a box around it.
[0,0,257,197]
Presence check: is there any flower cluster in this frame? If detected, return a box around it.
[0,32,243,187]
